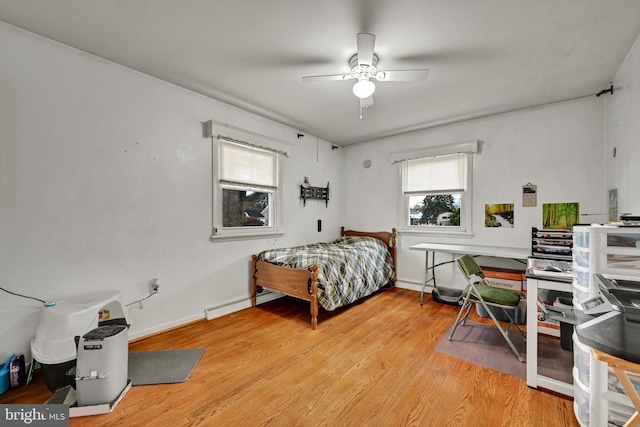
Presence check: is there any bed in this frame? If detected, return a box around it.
[251,227,396,329]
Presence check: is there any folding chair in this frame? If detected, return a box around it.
[449,255,526,362]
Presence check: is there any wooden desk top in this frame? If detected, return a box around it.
[593,348,640,373]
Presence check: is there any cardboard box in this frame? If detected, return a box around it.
[537,307,561,337]
[534,290,570,337]
[481,266,526,291]
[475,267,527,325]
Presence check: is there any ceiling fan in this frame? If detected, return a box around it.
[302,33,429,118]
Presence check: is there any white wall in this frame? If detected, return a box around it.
[343,97,607,290]
[3,19,636,364]
[606,33,640,215]
[0,22,343,361]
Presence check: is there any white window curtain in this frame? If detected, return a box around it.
[405,153,466,193]
[219,139,277,189]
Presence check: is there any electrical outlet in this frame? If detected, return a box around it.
[151,279,160,292]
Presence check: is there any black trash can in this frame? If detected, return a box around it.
[556,297,574,352]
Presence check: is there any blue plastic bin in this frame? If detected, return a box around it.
[0,354,14,395]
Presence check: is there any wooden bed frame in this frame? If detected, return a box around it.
[251,227,397,329]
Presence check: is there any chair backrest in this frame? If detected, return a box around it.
[456,255,486,282]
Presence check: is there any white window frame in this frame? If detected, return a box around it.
[207,123,288,242]
[392,140,478,238]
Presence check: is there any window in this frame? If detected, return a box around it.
[211,137,283,241]
[393,140,478,236]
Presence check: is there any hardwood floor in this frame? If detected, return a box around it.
[1,288,578,426]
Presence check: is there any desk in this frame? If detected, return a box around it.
[410,243,530,305]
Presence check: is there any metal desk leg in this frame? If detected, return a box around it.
[420,251,436,305]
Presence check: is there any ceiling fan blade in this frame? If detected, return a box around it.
[356,33,376,67]
[302,74,353,82]
[375,69,429,82]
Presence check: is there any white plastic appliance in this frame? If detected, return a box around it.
[75,325,128,406]
[30,290,129,391]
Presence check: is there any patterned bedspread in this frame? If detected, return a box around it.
[257,236,396,311]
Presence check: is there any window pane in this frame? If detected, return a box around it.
[223,189,270,227]
[408,194,461,227]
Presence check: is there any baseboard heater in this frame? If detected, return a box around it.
[203,291,283,321]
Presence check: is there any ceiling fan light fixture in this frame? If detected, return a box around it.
[352,78,375,99]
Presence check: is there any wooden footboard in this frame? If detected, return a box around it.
[251,227,396,329]
[251,256,319,329]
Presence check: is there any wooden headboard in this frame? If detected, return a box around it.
[340,226,397,267]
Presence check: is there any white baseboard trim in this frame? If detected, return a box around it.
[395,279,431,294]
[128,292,285,341]
[256,290,284,305]
[128,312,204,341]
[204,291,284,321]
[204,299,252,321]
[129,284,427,342]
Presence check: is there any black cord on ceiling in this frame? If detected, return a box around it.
[596,84,614,97]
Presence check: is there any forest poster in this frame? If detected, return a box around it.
[542,202,580,230]
[485,203,514,227]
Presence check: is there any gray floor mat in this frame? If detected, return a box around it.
[128,348,204,386]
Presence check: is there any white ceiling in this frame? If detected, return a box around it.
[2,0,640,145]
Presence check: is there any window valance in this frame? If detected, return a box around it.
[390,139,480,164]
[203,120,291,157]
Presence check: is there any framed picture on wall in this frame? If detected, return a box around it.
[522,183,537,207]
[485,203,514,228]
[542,202,579,230]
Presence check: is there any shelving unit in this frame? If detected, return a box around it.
[572,225,640,426]
[526,232,575,397]
[525,275,574,396]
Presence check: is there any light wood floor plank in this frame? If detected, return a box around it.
[1,288,577,426]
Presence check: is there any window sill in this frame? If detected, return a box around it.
[209,230,284,243]
[399,229,474,239]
